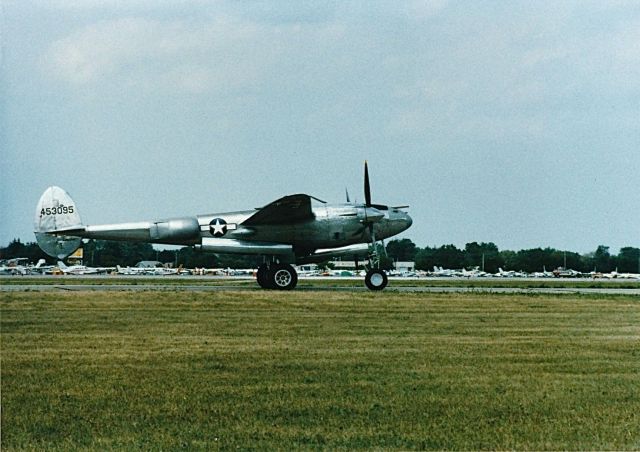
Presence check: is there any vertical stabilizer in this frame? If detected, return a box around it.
[34,186,83,259]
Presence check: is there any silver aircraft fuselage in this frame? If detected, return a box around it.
[72,203,412,264]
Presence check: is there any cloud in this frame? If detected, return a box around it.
[406,0,449,20]
[37,0,208,9]
[42,14,346,94]
[44,16,266,90]
[41,2,640,141]
[383,6,640,142]
[45,17,195,85]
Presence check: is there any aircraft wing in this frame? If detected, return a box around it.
[242,194,318,225]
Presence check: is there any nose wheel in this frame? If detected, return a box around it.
[365,268,388,291]
[362,223,389,291]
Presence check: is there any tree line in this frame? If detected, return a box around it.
[0,239,260,269]
[385,239,640,274]
[1,238,638,274]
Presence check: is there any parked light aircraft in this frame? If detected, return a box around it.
[497,268,527,278]
[34,163,412,290]
[56,261,114,275]
[31,259,56,274]
[116,264,187,276]
[552,267,582,278]
[430,266,457,277]
[0,258,31,275]
[460,266,488,278]
[531,266,554,278]
[0,258,56,275]
[589,269,640,280]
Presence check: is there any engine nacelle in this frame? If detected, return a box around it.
[149,217,200,244]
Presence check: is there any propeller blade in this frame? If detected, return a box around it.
[345,187,351,203]
[351,224,367,238]
[351,222,375,240]
[364,161,371,207]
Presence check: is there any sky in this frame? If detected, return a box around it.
[1,0,639,254]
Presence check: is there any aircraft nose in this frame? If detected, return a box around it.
[404,213,413,230]
[392,211,412,234]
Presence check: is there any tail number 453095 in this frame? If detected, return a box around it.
[40,205,74,216]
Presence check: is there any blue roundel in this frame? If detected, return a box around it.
[209,218,227,237]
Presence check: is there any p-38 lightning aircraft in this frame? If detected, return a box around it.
[34,163,412,290]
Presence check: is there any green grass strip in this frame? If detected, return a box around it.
[2,291,639,450]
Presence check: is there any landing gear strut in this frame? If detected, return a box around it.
[256,262,298,290]
[363,228,388,291]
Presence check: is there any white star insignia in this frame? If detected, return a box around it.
[211,219,226,236]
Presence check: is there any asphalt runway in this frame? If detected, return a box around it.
[1,276,639,295]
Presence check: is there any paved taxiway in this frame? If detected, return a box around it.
[2,285,639,295]
[1,276,639,295]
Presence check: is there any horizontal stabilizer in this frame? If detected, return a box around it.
[45,226,87,235]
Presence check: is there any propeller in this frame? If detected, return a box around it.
[352,161,384,239]
[364,161,372,207]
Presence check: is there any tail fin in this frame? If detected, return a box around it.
[35,258,46,268]
[34,186,83,259]
[57,260,68,270]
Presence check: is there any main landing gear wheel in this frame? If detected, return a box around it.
[257,263,298,290]
[365,268,388,291]
[271,263,298,290]
[256,264,271,289]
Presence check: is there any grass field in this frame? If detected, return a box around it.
[2,290,639,450]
